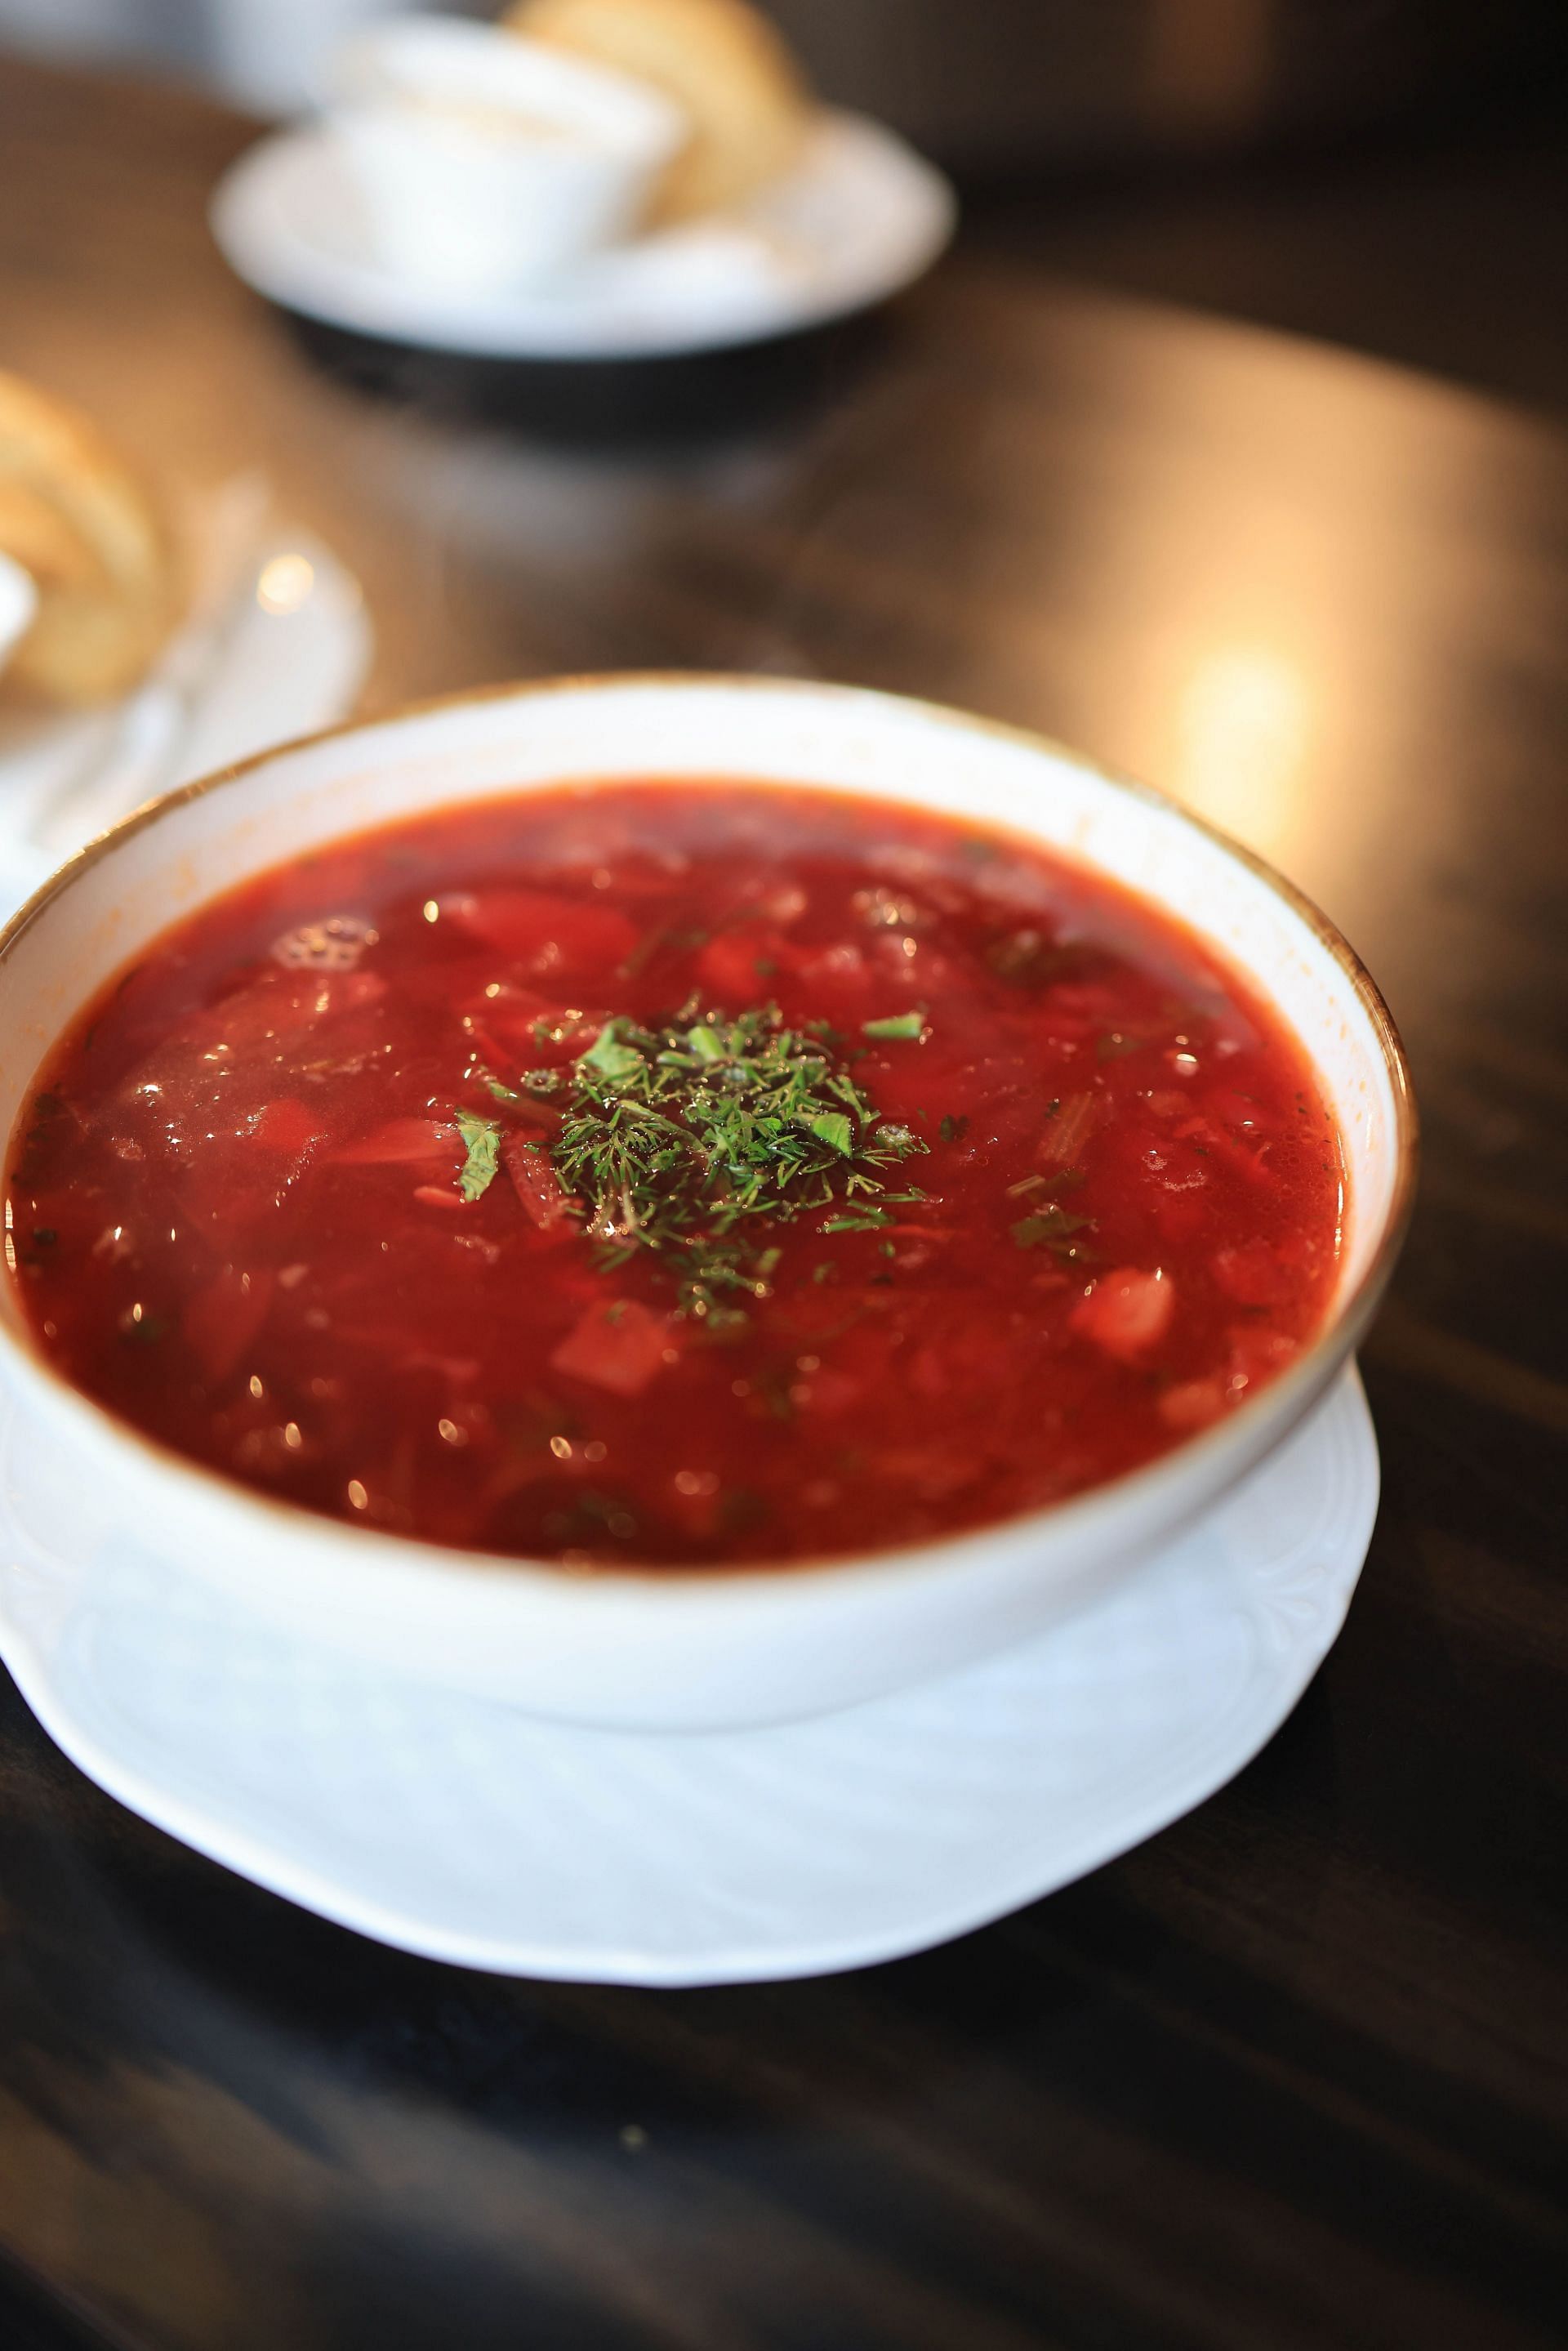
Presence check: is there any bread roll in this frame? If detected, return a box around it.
[505,0,810,222]
[0,370,178,704]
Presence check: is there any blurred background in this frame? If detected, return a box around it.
[2,0,1564,411]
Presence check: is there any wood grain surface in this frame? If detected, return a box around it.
[0,54,1563,2351]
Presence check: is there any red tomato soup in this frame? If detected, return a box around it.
[4,783,1344,1567]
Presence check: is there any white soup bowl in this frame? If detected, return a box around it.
[0,676,1414,1729]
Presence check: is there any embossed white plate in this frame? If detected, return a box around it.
[0,1367,1376,1985]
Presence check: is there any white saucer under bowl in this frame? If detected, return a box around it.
[210,109,957,362]
[0,1365,1377,1986]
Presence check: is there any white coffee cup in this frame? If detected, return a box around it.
[327,16,687,293]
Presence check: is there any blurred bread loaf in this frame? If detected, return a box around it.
[0,370,178,703]
[504,0,810,222]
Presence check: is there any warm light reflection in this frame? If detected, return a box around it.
[1173,645,1309,853]
[256,553,315,614]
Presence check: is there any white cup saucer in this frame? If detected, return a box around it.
[211,109,958,363]
[0,1365,1377,1986]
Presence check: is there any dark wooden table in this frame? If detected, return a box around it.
[1,55,1563,2351]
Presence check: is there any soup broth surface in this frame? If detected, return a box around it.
[5,782,1343,1566]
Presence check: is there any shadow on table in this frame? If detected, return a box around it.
[278,308,895,449]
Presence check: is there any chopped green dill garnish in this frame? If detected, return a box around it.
[752,1367,797,1421]
[1007,1167,1085,1200]
[548,1488,640,1546]
[532,1014,581,1048]
[812,1260,837,1283]
[987,929,1052,984]
[120,1313,169,1347]
[526,1005,929,1318]
[455,1110,503,1202]
[487,1068,559,1104]
[617,926,669,980]
[938,1113,969,1144]
[822,1207,893,1233]
[862,1010,925,1042]
[1013,1207,1093,1247]
[719,1485,768,1532]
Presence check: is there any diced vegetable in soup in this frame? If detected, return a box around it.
[4,783,1344,1567]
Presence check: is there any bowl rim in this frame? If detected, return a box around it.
[0,669,1419,1592]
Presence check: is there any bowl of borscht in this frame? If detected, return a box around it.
[0,676,1414,1729]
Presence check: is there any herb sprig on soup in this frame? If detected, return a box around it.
[3,782,1344,1566]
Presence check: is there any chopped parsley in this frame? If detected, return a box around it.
[455,1109,503,1202]
[801,1110,854,1157]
